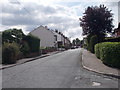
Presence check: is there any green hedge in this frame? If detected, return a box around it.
[2,42,20,64]
[95,42,120,68]
[20,41,30,56]
[23,35,40,53]
[89,35,98,53]
[86,34,93,50]
[95,43,100,59]
[104,37,120,42]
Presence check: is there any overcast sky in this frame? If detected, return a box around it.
[0,0,119,41]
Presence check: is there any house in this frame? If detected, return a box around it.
[114,22,120,37]
[30,25,55,48]
[30,25,71,50]
[51,30,62,48]
[60,32,65,47]
[64,37,71,49]
[52,30,71,49]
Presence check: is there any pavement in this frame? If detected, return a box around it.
[81,49,120,79]
[0,51,62,70]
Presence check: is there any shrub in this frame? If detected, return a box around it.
[86,34,93,50]
[95,43,100,59]
[23,35,40,53]
[20,41,30,56]
[2,42,20,64]
[104,37,120,42]
[95,42,120,68]
[89,35,98,53]
[95,43,105,59]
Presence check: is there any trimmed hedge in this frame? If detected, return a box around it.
[95,42,120,68]
[86,34,93,50]
[23,35,40,53]
[89,35,98,53]
[104,37,120,42]
[95,43,100,59]
[20,41,30,56]
[2,42,20,64]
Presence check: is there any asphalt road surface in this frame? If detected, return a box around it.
[2,48,119,88]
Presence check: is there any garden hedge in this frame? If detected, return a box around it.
[2,42,20,64]
[95,42,120,68]
[89,35,98,53]
[23,35,40,53]
[20,41,30,56]
[104,37,120,42]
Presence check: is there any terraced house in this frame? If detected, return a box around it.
[30,25,55,48]
[30,25,71,49]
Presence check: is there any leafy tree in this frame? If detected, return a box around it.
[80,5,114,42]
[72,38,81,46]
[76,38,81,46]
[2,28,25,44]
[72,39,76,46]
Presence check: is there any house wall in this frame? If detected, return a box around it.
[52,31,61,41]
[61,35,65,46]
[30,26,55,48]
[117,29,120,37]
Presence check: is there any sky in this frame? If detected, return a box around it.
[0,0,120,41]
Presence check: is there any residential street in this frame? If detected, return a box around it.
[2,48,118,88]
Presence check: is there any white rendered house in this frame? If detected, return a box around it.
[30,25,55,48]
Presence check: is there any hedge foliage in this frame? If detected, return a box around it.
[86,34,93,50]
[89,35,98,53]
[104,37,120,42]
[95,43,101,59]
[95,42,120,68]
[23,34,40,53]
[2,42,20,64]
[20,41,30,56]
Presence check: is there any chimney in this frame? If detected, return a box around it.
[45,26,47,29]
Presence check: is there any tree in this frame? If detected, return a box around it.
[2,28,25,44]
[80,5,114,42]
[72,39,76,46]
[72,38,81,46]
[75,38,81,46]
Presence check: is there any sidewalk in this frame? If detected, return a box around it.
[0,51,62,70]
[82,49,120,78]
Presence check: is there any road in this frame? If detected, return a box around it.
[2,48,118,88]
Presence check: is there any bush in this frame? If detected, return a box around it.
[23,35,40,53]
[2,42,20,64]
[95,43,100,58]
[95,42,120,68]
[20,41,30,56]
[86,34,93,50]
[89,35,98,53]
[104,37,120,42]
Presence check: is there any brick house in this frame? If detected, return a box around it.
[114,22,120,37]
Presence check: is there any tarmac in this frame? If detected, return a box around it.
[81,49,120,79]
[0,51,62,70]
[1,49,120,79]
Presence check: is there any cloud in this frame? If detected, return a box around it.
[1,0,119,41]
